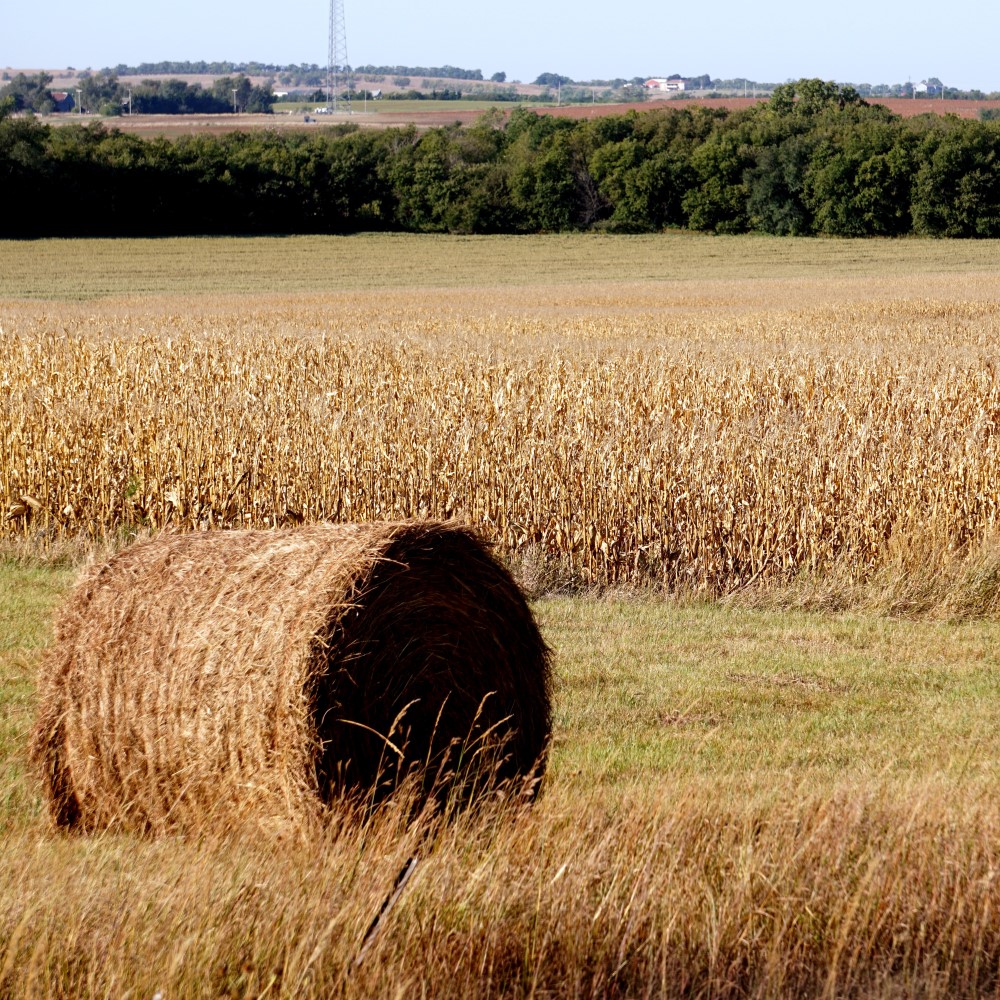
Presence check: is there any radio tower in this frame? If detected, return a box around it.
[327,0,351,113]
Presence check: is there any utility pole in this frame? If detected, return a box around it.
[328,0,352,112]
[232,88,238,113]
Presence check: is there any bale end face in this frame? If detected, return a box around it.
[313,522,551,805]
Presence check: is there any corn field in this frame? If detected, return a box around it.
[3,268,1000,591]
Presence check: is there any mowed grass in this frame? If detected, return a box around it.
[6,565,998,813]
[2,563,1000,996]
[548,598,1000,786]
[0,562,75,824]
[4,232,1000,300]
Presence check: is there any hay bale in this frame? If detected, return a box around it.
[31,521,551,832]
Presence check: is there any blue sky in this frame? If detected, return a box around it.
[5,0,999,91]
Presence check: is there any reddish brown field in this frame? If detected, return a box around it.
[548,96,1000,120]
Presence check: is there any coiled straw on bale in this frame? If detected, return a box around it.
[31,521,551,833]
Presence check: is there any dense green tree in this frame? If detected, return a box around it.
[681,112,754,232]
[79,72,124,115]
[384,126,464,231]
[213,75,275,114]
[745,132,815,234]
[502,111,598,230]
[533,72,572,87]
[0,115,52,235]
[912,118,1000,236]
[6,92,1000,239]
[768,78,867,117]
[805,116,914,235]
[590,107,721,230]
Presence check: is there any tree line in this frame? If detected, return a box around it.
[0,72,275,116]
[3,80,1000,238]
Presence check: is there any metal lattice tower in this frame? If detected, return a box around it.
[327,0,351,113]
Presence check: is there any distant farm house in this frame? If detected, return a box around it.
[50,91,75,112]
[645,78,687,92]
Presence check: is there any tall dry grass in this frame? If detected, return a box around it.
[1,779,998,998]
[4,276,1000,596]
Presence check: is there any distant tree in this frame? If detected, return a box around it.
[211,75,274,113]
[0,72,55,114]
[79,71,124,116]
[131,78,232,114]
[490,71,506,83]
[534,72,572,87]
[769,78,866,116]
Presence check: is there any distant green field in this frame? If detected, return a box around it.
[371,99,549,113]
[276,99,551,115]
[4,232,1000,301]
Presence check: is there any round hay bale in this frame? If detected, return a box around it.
[31,521,551,833]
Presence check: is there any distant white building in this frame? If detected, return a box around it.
[645,78,687,92]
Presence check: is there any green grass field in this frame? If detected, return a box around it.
[5,564,997,817]
[277,100,545,114]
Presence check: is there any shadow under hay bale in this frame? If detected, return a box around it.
[31,521,551,833]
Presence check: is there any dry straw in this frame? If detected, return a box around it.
[31,520,551,833]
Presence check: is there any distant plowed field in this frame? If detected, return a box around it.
[563,96,1000,120]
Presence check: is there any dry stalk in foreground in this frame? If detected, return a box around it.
[0,779,997,998]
